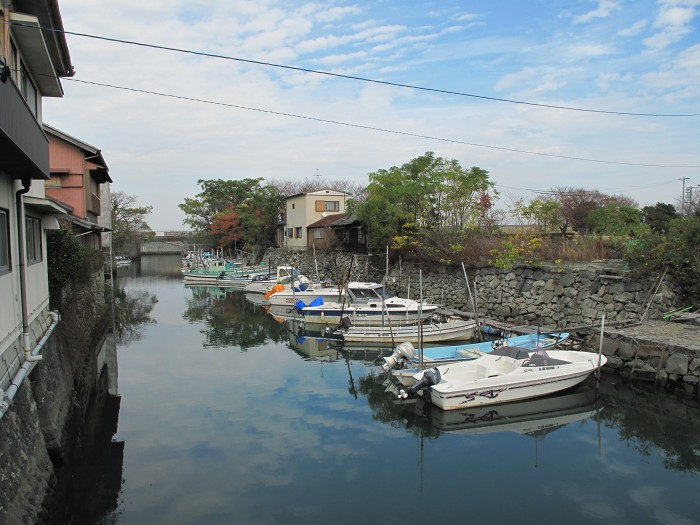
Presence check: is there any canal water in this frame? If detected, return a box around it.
[75,255,700,525]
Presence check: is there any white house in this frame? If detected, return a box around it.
[0,0,74,419]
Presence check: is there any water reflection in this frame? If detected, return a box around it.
[392,384,601,440]
[597,380,700,474]
[64,261,700,524]
[112,285,158,345]
[183,286,287,349]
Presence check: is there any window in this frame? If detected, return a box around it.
[315,200,340,212]
[286,228,293,238]
[313,229,323,239]
[19,60,37,117]
[25,216,42,264]
[295,227,302,238]
[0,209,10,272]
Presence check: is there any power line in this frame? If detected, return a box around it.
[10,20,700,118]
[64,78,700,169]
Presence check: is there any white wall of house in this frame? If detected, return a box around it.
[0,176,23,356]
[284,190,347,250]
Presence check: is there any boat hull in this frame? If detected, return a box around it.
[301,305,438,326]
[422,351,606,411]
[341,319,477,345]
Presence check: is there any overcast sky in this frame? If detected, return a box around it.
[42,0,700,231]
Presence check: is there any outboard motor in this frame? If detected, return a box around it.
[381,342,416,371]
[398,367,442,399]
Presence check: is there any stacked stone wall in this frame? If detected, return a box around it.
[262,249,681,329]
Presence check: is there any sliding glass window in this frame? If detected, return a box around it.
[0,209,10,272]
[25,216,42,264]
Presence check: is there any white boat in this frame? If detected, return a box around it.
[336,319,478,345]
[242,266,310,293]
[264,283,346,307]
[398,347,607,411]
[299,281,438,327]
[383,331,569,377]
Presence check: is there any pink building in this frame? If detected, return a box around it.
[44,125,112,248]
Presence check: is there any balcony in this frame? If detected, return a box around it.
[0,80,49,179]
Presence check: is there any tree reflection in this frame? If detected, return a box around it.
[597,380,700,474]
[182,287,287,349]
[111,283,158,345]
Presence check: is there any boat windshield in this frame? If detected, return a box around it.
[351,285,394,300]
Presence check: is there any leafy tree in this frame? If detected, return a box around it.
[512,196,563,232]
[550,187,637,235]
[352,151,497,262]
[626,215,700,305]
[111,191,153,255]
[180,178,283,252]
[642,202,678,233]
[587,204,648,239]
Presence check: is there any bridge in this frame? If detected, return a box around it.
[140,231,214,255]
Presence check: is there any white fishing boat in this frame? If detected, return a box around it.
[242,266,310,293]
[336,318,478,345]
[397,347,607,411]
[299,282,438,327]
[264,283,346,306]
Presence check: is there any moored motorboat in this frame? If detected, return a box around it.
[383,331,569,380]
[299,281,438,327]
[397,347,607,411]
[336,318,478,345]
[242,266,310,293]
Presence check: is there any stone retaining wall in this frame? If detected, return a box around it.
[262,249,681,328]
[0,275,110,524]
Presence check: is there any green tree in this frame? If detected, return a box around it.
[587,204,647,239]
[352,152,496,261]
[626,215,700,305]
[513,196,563,233]
[180,178,283,252]
[111,191,153,255]
[642,202,678,234]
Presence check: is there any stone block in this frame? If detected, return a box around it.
[689,358,700,372]
[683,374,699,385]
[666,353,690,375]
[605,356,624,368]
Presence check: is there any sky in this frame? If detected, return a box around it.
[42,0,700,231]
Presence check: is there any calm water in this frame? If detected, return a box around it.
[83,255,700,525]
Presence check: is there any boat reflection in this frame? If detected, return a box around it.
[399,384,602,440]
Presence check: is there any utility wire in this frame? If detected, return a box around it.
[64,78,700,169]
[10,20,700,118]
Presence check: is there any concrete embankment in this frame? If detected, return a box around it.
[0,281,113,524]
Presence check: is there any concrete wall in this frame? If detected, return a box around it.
[0,278,112,524]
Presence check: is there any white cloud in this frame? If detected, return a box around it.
[43,0,700,229]
[643,1,698,51]
[572,0,622,23]
[618,19,649,36]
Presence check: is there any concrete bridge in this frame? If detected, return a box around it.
[140,231,213,256]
